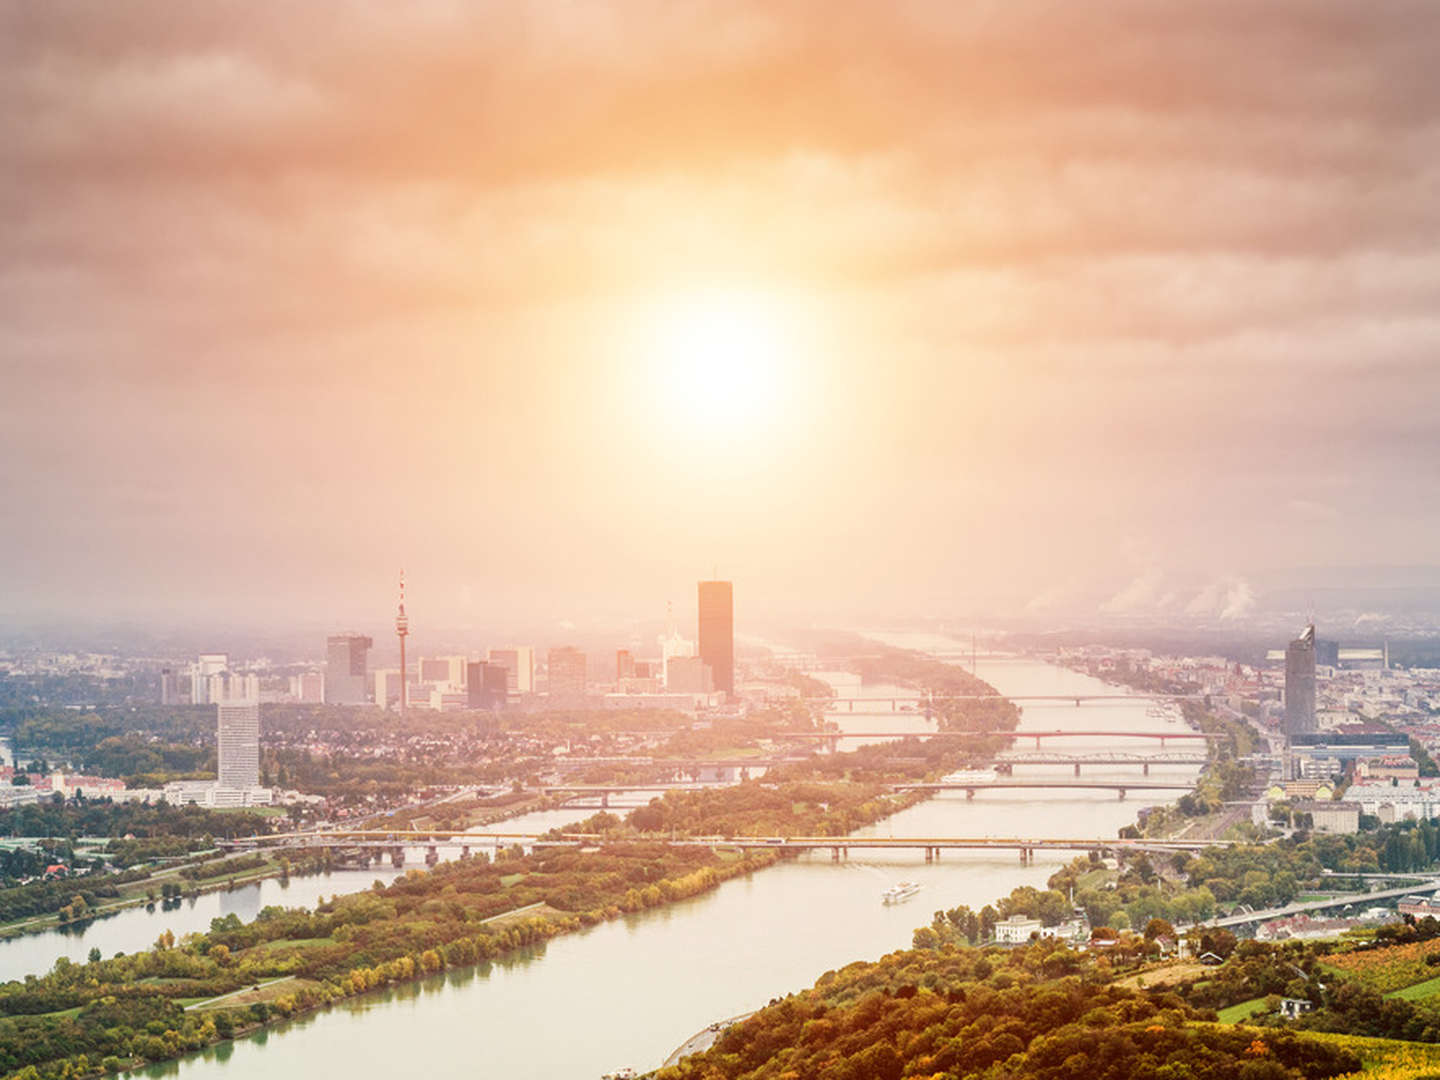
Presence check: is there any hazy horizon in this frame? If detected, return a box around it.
[7,3,1440,629]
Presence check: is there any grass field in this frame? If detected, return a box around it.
[1113,960,1209,990]
[1387,973,1440,1002]
[187,976,319,1012]
[1216,998,1267,1024]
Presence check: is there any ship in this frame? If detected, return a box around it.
[941,768,998,783]
[882,880,923,904]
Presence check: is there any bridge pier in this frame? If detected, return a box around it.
[601,792,609,808]
[461,845,471,859]
[1073,762,1081,776]
[1143,762,1150,776]
[425,845,439,867]
[831,847,840,862]
[1118,789,1127,801]
[390,846,405,868]
[965,788,975,800]
[925,847,934,863]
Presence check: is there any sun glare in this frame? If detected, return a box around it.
[641,289,796,434]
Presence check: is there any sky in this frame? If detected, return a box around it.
[5,2,1440,632]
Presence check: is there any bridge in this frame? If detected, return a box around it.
[992,751,1207,775]
[823,694,1199,711]
[781,729,1222,748]
[1191,879,1440,930]
[222,828,1236,866]
[891,778,1199,800]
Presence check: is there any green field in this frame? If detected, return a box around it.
[1387,973,1440,1002]
[1216,997,1267,1024]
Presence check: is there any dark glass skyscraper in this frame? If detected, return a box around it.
[698,580,734,698]
[1285,623,1317,737]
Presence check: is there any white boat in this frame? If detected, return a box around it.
[882,880,923,904]
[941,768,998,783]
[601,1069,636,1080]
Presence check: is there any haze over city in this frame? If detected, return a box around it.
[7,3,1440,632]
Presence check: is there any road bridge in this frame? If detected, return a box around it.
[780,729,1221,748]
[891,778,1198,800]
[992,751,1207,775]
[223,829,1236,867]
[823,694,1199,711]
[1192,879,1440,930]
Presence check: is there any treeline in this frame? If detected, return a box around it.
[0,842,776,1080]
[617,780,922,837]
[656,941,1363,1080]
[0,802,274,843]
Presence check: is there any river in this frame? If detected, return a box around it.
[65,649,1195,1080]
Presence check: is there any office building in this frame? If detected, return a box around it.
[665,655,714,694]
[466,661,509,709]
[216,699,260,790]
[547,646,587,702]
[488,647,535,694]
[1285,624,1318,738]
[325,634,372,705]
[616,649,635,681]
[697,580,734,698]
[417,656,467,685]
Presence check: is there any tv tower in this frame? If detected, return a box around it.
[395,569,409,714]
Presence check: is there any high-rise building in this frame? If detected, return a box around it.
[697,580,734,698]
[289,672,325,703]
[159,667,188,705]
[547,646,587,702]
[466,661,509,709]
[616,649,635,680]
[325,633,372,705]
[665,655,714,694]
[418,656,467,685]
[373,669,403,709]
[1285,624,1318,738]
[215,680,260,790]
[488,647,535,694]
[190,653,229,705]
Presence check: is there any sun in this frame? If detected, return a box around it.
[640,288,796,433]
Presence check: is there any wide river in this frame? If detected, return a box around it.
[55,646,1197,1080]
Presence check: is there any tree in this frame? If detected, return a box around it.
[1143,917,1175,942]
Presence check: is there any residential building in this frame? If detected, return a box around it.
[995,915,1043,944]
[289,671,325,703]
[190,653,230,704]
[1297,799,1361,834]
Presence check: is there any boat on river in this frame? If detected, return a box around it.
[941,768,998,783]
[882,881,922,904]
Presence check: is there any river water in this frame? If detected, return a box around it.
[64,648,1197,1080]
